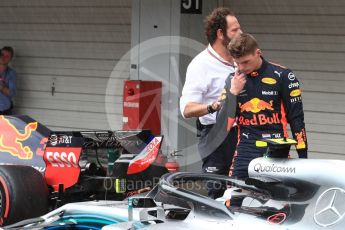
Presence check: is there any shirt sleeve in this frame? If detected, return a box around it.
[280,69,308,158]
[180,61,208,118]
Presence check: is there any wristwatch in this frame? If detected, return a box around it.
[207,104,216,114]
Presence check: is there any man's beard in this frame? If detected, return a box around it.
[222,35,231,48]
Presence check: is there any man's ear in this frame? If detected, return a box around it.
[217,29,224,40]
[256,48,262,56]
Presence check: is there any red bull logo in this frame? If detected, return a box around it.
[239,98,274,113]
[0,116,37,159]
[238,98,279,126]
[238,113,280,126]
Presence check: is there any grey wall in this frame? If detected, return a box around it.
[0,0,131,130]
[130,0,181,159]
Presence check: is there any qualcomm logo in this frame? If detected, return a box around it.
[253,163,296,174]
[314,187,345,227]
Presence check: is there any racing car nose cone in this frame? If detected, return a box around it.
[314,187,345,227]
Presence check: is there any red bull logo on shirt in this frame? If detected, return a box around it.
[0,115,37,159]
[238,113,281,126]
[238,98,280,126]
[239,98,274,113]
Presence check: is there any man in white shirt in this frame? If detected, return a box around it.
[180,7,241,199]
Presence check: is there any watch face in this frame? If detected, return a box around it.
[207,105,213,114]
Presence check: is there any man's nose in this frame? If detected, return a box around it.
[237,63,244,70]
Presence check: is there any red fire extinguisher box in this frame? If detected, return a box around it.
[123,80,162,135]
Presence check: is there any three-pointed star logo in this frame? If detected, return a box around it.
[314,187,345,227]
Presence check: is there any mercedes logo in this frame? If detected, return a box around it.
[314,187,345,227]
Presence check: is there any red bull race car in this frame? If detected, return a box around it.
[0,115,178,226]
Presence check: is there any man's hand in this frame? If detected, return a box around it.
[184,100,222,118]
[211,100,221,112]
[230,69,246,95]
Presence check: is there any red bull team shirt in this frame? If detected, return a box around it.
[222,57,308,158]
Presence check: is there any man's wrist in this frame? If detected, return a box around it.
[229,88,239,95]
[207,104,216,114]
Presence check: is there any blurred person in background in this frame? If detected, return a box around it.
[0,46,16,115]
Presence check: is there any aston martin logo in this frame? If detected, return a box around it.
[314,188,345,227]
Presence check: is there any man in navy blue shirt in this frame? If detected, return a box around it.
[219,33,308,179]
[0,46,16,115]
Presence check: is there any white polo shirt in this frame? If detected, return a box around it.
[180,44,235,125]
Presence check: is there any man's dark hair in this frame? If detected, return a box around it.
[204,7,235,45]
[227,33,259,59]
[1,46,14,58]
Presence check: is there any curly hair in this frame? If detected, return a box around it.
[204,7,235,45]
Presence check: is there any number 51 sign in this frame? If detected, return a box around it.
[181,0,202,14]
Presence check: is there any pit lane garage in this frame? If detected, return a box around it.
[2,0,344,165]
[0,0,345,228]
